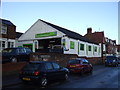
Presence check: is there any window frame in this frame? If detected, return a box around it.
[1,24,7,34]
[94,46,97,52]
[80,43,84,51]
[88,45,91,51]
[52,62,60,69]
[45,63,53,70]
[70,41,75,49]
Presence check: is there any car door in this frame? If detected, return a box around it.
[44,62,56,81]
[82,59,89,72]
[17,48,27,61]
[52,62,64,79]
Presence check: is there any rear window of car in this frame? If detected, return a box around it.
[69,59,80,64]
[23,63,41,71]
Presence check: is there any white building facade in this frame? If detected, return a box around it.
[18,19,101,58]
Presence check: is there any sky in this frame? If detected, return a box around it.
[1,1,119,44]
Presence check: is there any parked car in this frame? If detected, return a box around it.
[2,47,32,63]
[19,61,69,87]
[105,56,118,67]
[66,58,93,75]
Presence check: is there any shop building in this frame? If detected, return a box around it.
[18,19,101,58]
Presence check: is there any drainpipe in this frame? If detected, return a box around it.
[101,43,104,64]
[33,40,35,52]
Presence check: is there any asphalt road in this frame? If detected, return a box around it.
[2,64,120,89]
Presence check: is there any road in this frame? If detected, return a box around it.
[2,64,120,89]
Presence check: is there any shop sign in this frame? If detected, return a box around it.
[35,32,57,38]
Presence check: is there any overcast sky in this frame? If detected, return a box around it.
[1,2,119,44]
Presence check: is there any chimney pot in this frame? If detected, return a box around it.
[87,28,92,34]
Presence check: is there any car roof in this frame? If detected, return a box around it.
[70,58,86,61]
[106,56,116,57]
[3,47,30,50]
[29,61,56,64]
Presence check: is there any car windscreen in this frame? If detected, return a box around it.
[23,63,41,71]
[68,59,80,64]
[106,56,117,60]
[2,48,15,53]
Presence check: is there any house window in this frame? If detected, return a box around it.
[8,42,14,48]
[88,45,91,51]
[99,47,100,54]
[2,41,5,48]
[0,41,1,48]
[1,24,7,34]
[70,41,74,49]
[11,42,14,47]
[80,44,84,50]
[94,46,97,52]
[0,41,2,51]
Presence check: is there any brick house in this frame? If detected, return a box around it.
[0,19,16,51]
[84,28,117,58]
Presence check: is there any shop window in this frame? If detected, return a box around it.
[70,41,74,49]
[80,44,84,50]
[88,45,91,51]
[62,39,66,46]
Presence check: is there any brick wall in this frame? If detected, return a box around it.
[2,25,16,39]
[2,62,27,74]
[30,53,104,67]
[30,53,78,67]
[2,53,105,74]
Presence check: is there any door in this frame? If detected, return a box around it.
[82,59,89,72]
[17,48,28,61]
[52,62,64,79]
[45,62,56,81]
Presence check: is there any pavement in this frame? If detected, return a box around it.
[2,64,104,88]
[2,71,22,88]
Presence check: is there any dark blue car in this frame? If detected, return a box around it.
[19,61,69,87]
[2,47,32,64]
[105,56,118,67]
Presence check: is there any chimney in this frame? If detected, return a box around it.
[87,28,92,34]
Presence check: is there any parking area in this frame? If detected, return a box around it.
[2,64,120,89]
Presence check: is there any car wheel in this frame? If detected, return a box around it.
[64,73,68,80]
[116,64,118,67]
[22,81,29,85]
[40,77,48,87]
[105,64,107,67]
[80,69,84,75]
[89,69,93,74]
[11,57,17,63]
